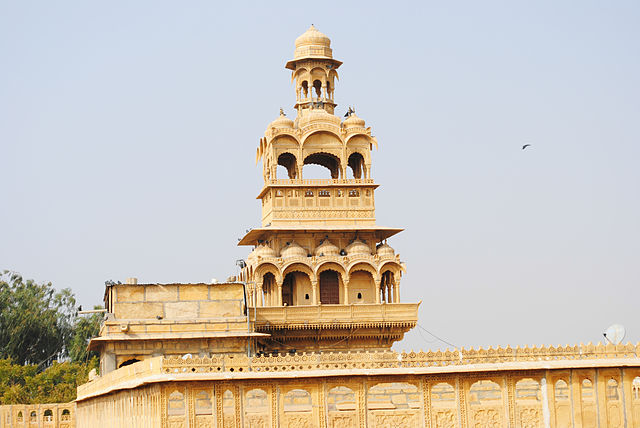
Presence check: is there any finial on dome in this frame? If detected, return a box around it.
[279,107,285,116]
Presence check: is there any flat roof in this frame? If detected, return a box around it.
[238,226,403,246]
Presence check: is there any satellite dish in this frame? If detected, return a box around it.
[603,324,626,345]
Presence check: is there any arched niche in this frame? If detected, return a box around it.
[554,380,569,401]
[431,382,455,403]
[515,378,541,401]
[223,389,235,420]
[367,382,420,410]
[283,389,312,413]
[633,376,640,401]
[607,378,620,401]
[348,269,376,304]
[194,390,212,416]
[245,388,269,415]
[168,390,185,416]
[327,386,356,412]
[581,379,594,401]
[282,268,312,306]
[468,380,502,405]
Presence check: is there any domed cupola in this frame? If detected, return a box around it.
[291,25,333,62]
[345,239,371,256]
[280,241,307,259]
[342,113,365,129]
[314,239,339,257]
[256,243,277,258]
[269,110,294,129]
[376,242,395,258]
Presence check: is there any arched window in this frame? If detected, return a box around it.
[607,379,619,401]
[277,153,298,179]
[301,81,309,98]
[328,386,356,412]
[43,409,53,421]
[17,411,23,422]
[381,271,394,303]
[30,411,37,422]
[313,80,322,98]
[119,358,140,368]
[555,380,569,401]
[347,152,365,179]
[303,152,341,179]
[168,390,185,416]
[581,379,594,401]
[262,272,276,306]
[61,409,71,421]
[284,389,312,412]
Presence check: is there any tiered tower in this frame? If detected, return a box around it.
[239,26,419,352]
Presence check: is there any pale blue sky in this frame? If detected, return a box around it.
[1,1,638,350]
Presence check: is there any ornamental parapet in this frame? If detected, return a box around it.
[76,343,640,402]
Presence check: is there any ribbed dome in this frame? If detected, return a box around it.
[295,25,331,49]
[270,112,294,129]
[376,243,395,258]
[297,108,341,129]
[255,244,277,258]
[314,239,339,257]
[345,239,371,256]
[343,113,365,129]
[280,241,307,259]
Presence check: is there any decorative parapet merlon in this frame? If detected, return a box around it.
[161,343,640,374]
[250,303,419,330]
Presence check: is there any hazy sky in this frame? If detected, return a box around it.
[1,1,638,351]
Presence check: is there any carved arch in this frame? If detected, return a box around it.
[255,263,282,284]
[315,261,347,283]
[348,261,378,280]
[378,261,405,277]
[282,262,315,280]
[301,130,344,147]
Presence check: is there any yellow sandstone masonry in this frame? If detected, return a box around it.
[4,26,639,428]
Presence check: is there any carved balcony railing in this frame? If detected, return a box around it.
[249,303,420,330]
[267,178,374,186]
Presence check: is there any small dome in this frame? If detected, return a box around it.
[255,244,277,258]
[343,113,365,129]
[280,241,307,259]
[297,108,341,129]
[345,239,371,256]
[314,239,339,257]
[270,112,294,129]
[295,25,331,50]
[376,243,395,258]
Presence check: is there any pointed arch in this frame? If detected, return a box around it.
[348,261,378,279]
[315,261,347,283]
[255,262,282,284]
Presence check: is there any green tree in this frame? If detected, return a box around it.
[0,271,76,366]
[68,306,103,363]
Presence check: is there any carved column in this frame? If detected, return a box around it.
[277,282,283,306]
[343,279,349,305]
[393,279,400,303]
[375,277,381,304]
[256,282,263,307]
[311,279,318,305]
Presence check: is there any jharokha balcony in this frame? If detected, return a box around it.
[248,303,420,351]
[249,303,419,330]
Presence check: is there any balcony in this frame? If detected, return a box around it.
[249,303,419,331]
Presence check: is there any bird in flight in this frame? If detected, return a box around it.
[522,144,532,150]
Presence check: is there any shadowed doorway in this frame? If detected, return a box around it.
[319,270,339,304]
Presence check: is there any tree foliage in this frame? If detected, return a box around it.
[0,358,99,404]
[0,270,104,403]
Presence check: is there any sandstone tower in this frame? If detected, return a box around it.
[238,26,420,352]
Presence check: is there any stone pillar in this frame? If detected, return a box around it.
[311,280,318,305]
[343,279,349,305]
[277,280,283,306]
[393,279,400,303]
[375,278,381,304]
[256,282,263,307]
